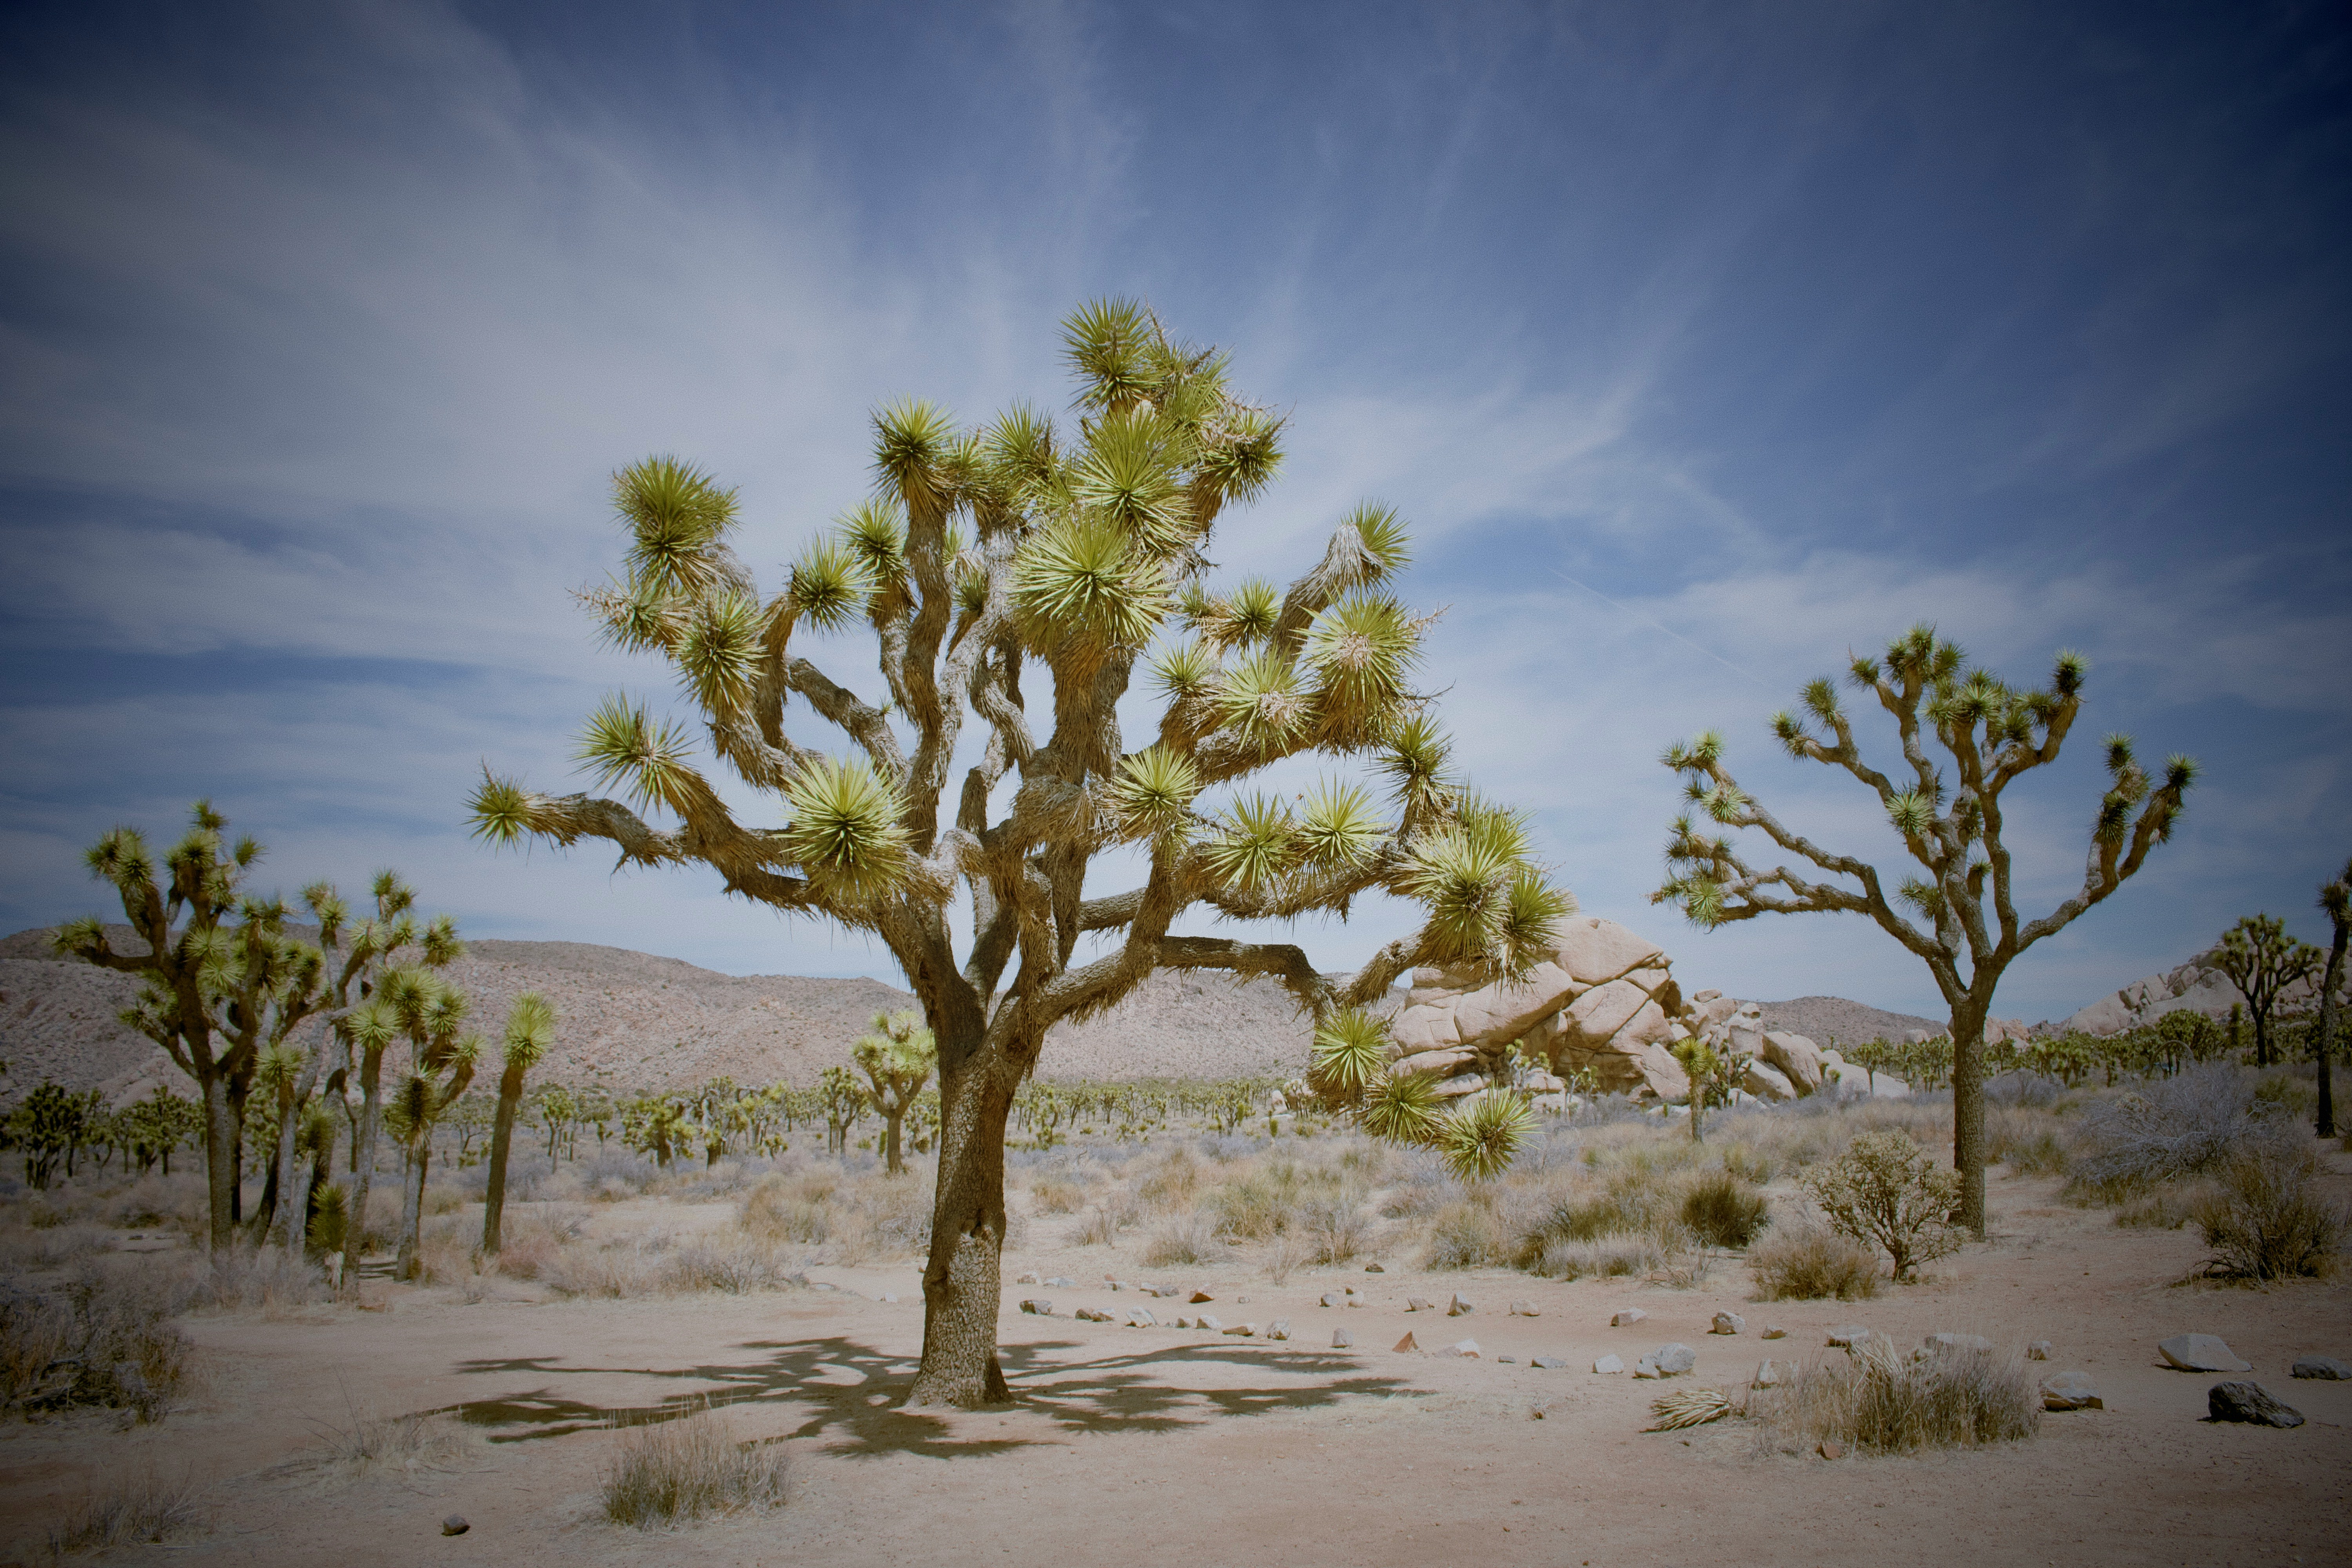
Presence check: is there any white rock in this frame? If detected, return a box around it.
[2041,1370,2103,1411]
[1612,1308,1648,1327]
[1592,1354,1624,1374]
[1445,1339,1481,1358]
[1739,1060,1797,1103]
[1447,1293,1476,1316]
[1332,1328,1354,1348]
[1711,1312,1746,1335]
[1752,1359,1782,1388]
[1761,1031,1825,1095]
[2158,1333,2250,1372]
[1926,1332,1993,1353]
[1267,1320,1290,1341]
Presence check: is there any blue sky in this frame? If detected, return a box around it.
[2,1,2346,1025]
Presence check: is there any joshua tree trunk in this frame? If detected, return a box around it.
[909,1051,1018,1408]
[2318,906,2347,1141]
[1946,998,1989,1237]
[347,1048,387,1258]
[397,1137,430,1281]
[883,1109,906,1174]
[482,1060,526,1255]
[201,1077,240,1252]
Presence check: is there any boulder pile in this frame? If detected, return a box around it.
[1380,915,1890,1105]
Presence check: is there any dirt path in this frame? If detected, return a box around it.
[3,1173,2347,1567]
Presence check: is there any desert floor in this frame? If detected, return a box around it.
[4,1154,2349,1568]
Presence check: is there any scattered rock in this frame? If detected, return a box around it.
[1365,1262,1385,1272]
[1592,1354,1623,1374]
[1496,1356,1516,1364]
[2027,1341,2051,1361]
[1448,1293,1477,1317]
[1196,1314,1223,1333]
[2291,1356,2350,1381]
[2041,1371,2103,1411]
[2159,1334,2251,1373]
[1752,1360,1782,1388]
[442,1516,469,1537]
[1825,1325,1873,1348]
[1509,1301,1540,1317]
[1635,1344,1696,1379]
[1016,1272,1041,1285]
[1761,1325,1786,1341]
[1224,1322,1256,1337]
[1046,1276,1078,1288]
[1394,1332,1420,1353]
[1190,1289,1216,1304]
[1711,1312,1745,1336]
[1530,1399,1569,1419]
[1333,1328,1354,1349]
[1531,1356,1567,1369]
[1174,1315,1194,1329]
[1612,1308,1648,1328]
[1927,1333,1993,1354]
[2207,1382,2303,1428]
[1816,1439,1845,1461]
[1320,1292,1343,1308]
[1407,1296,1437,1312]
[1267,1320,1290,1341]
[1075,1306,1114,1323]
[1441,1337,1480,1358]
[1020,1299,1053,1316]
[1126,1308,1157,1327]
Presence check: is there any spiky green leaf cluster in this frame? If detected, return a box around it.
[1437,1090,1535,1182]
[1308,1007,1392,1103]
[780,757,913,900]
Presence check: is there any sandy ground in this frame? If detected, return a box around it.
[3,1166,2348,1568]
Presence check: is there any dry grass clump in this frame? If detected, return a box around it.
[303,1400,476,1481]
[1028,1173,1092,1214]
[2196,1142,2346,1281]
[1680,1170,1770,1249]
[542,1230,808,1298]
[1747,1220,1881,1301]
[1299,1192,1373,1263]
[739,1173,835,1244]
[1425,1200,1507,1269]
[487,1206,590,1280]
[1134,1147,1202,1210]
[1071,1198,1138,1247]
[1751,1338,2038,1455]
[601,1405,788,1528]
[1529,1236,1668,1281]
[1987,1107,2069,1176]
[1142,1208,1224,1267]
[2112,1184,2205,1230]
[35,1468,209,1559]
[1,1274,190,1423]
[0,1224,115,1273]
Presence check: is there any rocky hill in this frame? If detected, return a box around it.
[0,925,1329,1101]
[1754,995,1946,1047]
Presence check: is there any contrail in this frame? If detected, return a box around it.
[1549,566,1773,691]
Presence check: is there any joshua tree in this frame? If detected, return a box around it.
[2211,914,2323,1070]
[471,300,1566,1405]
[853,1009,937,1175]
[482,992,557,1255]
[1655,627,2196,1237]
[375,968,481,1279]
[54,804,343,1248]
[2312,862,2348,1139]
[815,1065,867,1158]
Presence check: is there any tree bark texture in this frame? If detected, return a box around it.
[907,1053,1016,1408]
[201,1076,239,1252]
[2318,926,2345,1140]
[1948,1002,1989,1239]
[482,1064,525,1254]
[396,1140,430,1281]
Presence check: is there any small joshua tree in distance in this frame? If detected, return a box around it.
[1655,627,2194,1237]
[482,992,557,1255]
[2211,913,2323,1071]
[853,1009,937,1176]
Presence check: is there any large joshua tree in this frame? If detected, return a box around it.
[1654,626,2196,1237]
[2316,859,2349,1140]
[471,300,1567,1406]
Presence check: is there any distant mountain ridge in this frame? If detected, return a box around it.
[0,925,1326,1101]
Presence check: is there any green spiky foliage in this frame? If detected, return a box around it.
[377,967,485,1279]
[852,1009,938,1175]
[2316,859,2351,1140]
[49,805,450,1252]
[815,1064,867,1158]
[1436,1089,1536,1183]
[1308,1007,1392,1106]
[469,301,1570,1409]
[1359,1065,1444,1145]
[2210,913,2325,1073]
[482,992,557,1256]
[1652,628,2196,1239]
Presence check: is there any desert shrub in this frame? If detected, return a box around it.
[2113,1185,2204,1230]
[666,1234,809,1294]
[179,1244,331,1314]
[1424,1200,1506,1269]
[0,1276,189,1422]
[304,1406,475,1479]
[601,1405,788,1528]
[1802,1131,1964,1283]
[422,1183,467,1217]
[1142,1208,1223,1267]
[1028,1174,1090,1215]
[1071,1198,1136,1248]
[1134,1148,1201,1210]
[1719,1143,1778,1185]
[0,1222,115,1273]
[1209,1162,1328,1240]
[739,1176,832,1244]
[488,1205,588,1280]
[837,1176,931,1261]
[1529,1236,1666,1281]
[2250,1071,2316,1119]
[1986,1107,2068,1176]
[1299,1193,1372,1264]
[2196,1143,2346,1281]
[1750,1338,2038,1454]
[38,1469,208,1558]
[1746,1220,1881,1301]
[2064,1067,2275,1200]
[1681,1170,1770,1249]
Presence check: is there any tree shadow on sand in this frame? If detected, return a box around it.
[438,1336,1419,1460]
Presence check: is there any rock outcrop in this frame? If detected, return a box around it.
[2063,946,2345,1037]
